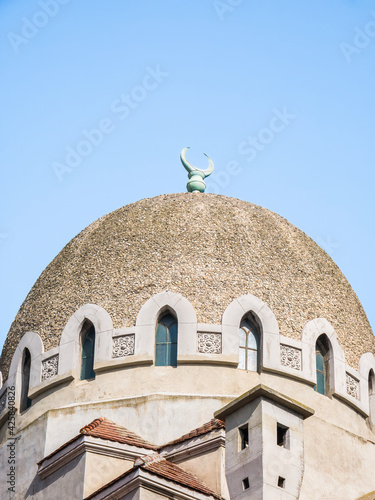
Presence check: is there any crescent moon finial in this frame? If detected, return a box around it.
[180,147,214,193]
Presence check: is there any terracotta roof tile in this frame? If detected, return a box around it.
[79,417,157,450]
[85,454,223,499]
[160,418,225,448]
[139,454,222,499]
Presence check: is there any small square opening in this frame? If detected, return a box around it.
[277,423,289,448]
[239,425,249,450]
[242,477,250,490]
[278,476,285,488]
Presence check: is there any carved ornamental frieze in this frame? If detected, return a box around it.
[42,355,59,381]
[197,333,221,354]
[280,344,302,370]
[112,335,135,358]
[346,373,360,400]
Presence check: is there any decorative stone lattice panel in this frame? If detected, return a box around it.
[42,355,59,381]
[0,390,6,413]
[112,335,135,358]
[346,373,360,400]
[280,344,302,370]
[197,333,221,354]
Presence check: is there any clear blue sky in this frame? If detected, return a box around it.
[0,0,374,353]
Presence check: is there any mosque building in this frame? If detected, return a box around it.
[0,150,375,499]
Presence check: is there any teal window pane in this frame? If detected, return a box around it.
[155,314,178,367]
[81,326,95,380]
[316,371,325,394]
[161,314,176,329]
[155,343,167,366]
[316,351,324,372]
[169,341,178,366]
[169,322,178,343]
[315,350,326,395]
[156,324,167,343]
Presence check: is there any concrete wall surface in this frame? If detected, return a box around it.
[0,369,374,498]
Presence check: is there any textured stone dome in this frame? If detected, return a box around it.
[1,193,374,377]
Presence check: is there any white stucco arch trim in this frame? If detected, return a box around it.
[222,294,280,369]
[301,318,350,399]
[59,304,114,379]
[8,331,44,408]
[359,352,375,421]
[359,352,375,380]
[135,291,197,359]
[60,304,113,346]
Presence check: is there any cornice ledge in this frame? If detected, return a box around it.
[38,436,153,479]
[161,433,225,463]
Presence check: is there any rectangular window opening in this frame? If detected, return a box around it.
[242,478,250,490]
[277,423,289,448]
[239,425,249,450]
[278,476,286,489]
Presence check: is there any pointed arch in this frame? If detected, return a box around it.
[8,331,44,409]
[136,291,196,327]
[222,294,278,370]
[80,320,96,380]
[358,353,375,422]
[155,311,178,367]
[60,304,113,346]
[59,304,113,379]
[20,348,32,411]
[136,292,196,360]
[314,334,332,395]
[238,313,260,372]
[301,318,345,392]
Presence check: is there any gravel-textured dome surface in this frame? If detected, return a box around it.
[1,193,374,377]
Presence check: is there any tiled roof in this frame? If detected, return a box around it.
[39,417,157,466]
[86,454,223,500]
[139,454,222,499]
[79,417,157,450]
[160,418,225,448]
[40,417,223,470]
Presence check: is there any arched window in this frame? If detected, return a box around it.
[155,313,178,367]
[20,348,32,412]
[80,322,96,380]
[369,369,375,428]
[239,316,260,371]
[315,335,330,395]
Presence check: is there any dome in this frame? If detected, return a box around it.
[1,193,373,377]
